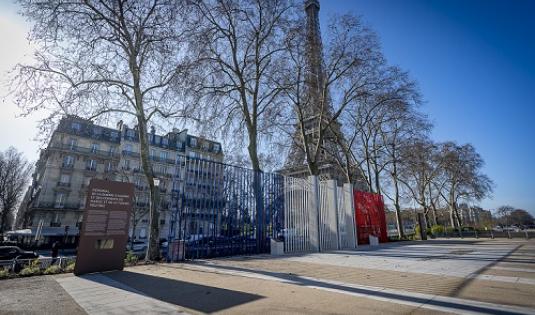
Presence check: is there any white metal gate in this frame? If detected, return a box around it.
[284,176,356,253]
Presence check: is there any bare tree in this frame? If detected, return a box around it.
[10,0,197,260]
[190,0,297,248]
[191,0,296,172]
[0,147,32,234]
[334,66,421,192]
[398,138,443,227]
[438,142,493,235]
[281,13,384,177]
[496,205,514,227]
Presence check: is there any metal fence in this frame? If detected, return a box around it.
[166,157,284,260]
[283,177,357,254]
[0,256,76,273]
[433,229,534,239]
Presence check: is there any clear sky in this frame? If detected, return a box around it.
[0,1,534,215]
[321,0,535,215]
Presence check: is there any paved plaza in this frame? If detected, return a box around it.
[1,239,535,314]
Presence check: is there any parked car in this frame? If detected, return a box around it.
[126,240,147,252]
[0,246,39,260]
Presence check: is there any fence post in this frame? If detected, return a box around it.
[343,183,357,249]
[328,180,341,250]
[309,176,321,252]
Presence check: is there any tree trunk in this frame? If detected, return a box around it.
[392,166,403,239]
[137,118,160,261]
[394,203,404,239]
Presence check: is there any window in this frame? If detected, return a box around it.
[190,137,197,147]
[71,122,81,131]
[93,127,101,135]
[213,143,220,152]
[126,129,135,138]
[110,131,119,140]
[162,137,169,146]
[91,143,99,153]
[139,228,147,239]
[60,174,70,184]
[125,143,133,152]
[150,149,156,158]
[202,142,209,151]
[160,151,168,160]
[105,162,113,172]
[68,138,77,150]
[109,146,117,155]
[63,156,74,167]
[86,159,97,171]
[55,193,65,208]
[76,195,87,211]
[82,176,91,188]
[123,159,130,170]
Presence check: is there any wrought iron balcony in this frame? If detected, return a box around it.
[51,143,120,159]
[35,202,82,210]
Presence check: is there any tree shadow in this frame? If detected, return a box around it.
[83,270,264,313]
[451,244,524,297]
[184,261,529,315]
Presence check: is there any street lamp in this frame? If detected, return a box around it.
[151,177,160,260]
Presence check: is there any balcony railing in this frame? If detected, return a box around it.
[35,202,82,210]
[61,163,74,169]
[52,143,120,159]
[57,182,71,187]
[122,150,140,158]
[150,155,176,165]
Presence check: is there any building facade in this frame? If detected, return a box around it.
[19,116,223,242]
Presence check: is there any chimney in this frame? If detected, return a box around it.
[116,120,123,131]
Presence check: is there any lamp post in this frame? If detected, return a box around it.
[153,178,161,259]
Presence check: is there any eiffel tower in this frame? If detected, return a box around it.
[282,0,358,185]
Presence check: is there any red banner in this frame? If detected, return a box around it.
[354,191,388,245]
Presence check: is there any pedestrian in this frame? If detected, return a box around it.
[51,241,59,265]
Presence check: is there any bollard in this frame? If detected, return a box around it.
[525,230,529,240]
[490,230,494,239]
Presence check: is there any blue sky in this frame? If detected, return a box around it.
[320,0,535,214]
[0,1,533,215]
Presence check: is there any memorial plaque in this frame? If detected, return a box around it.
[74,179,135,276]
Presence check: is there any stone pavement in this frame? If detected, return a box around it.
[185,238,535,312]
[0,275,85,315]
[1,239,534,314]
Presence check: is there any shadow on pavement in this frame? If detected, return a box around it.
[86,270,264,313]
[183,262,530,315]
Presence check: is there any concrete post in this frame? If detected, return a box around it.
[309,176,321,252]
[328,180,341,250]
[343,183,357,249]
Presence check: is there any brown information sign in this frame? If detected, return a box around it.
[74,179,134,276]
